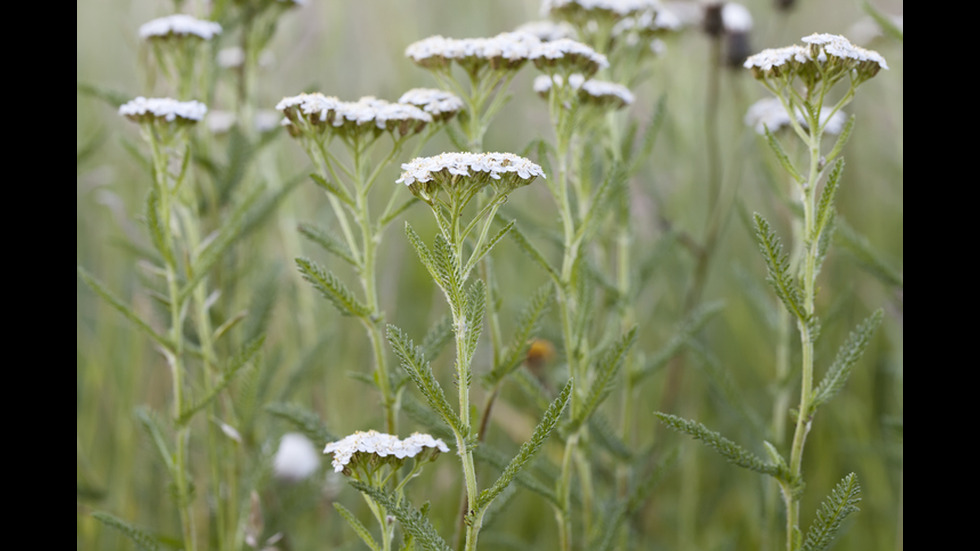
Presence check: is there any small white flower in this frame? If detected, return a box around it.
[398,88,465,120]
[119,96,208,123]
[396,152,545,187]
[139,14,222,41]
[722,3,752,33]
[274,433,321,481]
[323,430,449,473]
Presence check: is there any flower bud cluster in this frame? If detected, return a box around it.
[119,96,208,124]
[397,88,465,122]
[406,32,543,73]
[398,152,545,203]
[744,33,887,86]
[529,38,609,77]
[534,74,634,109]
[323,430,449,474]
[139,14,222,41]
[276,93,435,140]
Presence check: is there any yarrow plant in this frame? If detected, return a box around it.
[657,33,887,551]
[139,14,222,98]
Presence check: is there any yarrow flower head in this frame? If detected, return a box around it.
[323,430,449,475]
[529,38,609,77]
[744,33,887,86]
[397,88,465,122]
[139,14,222,41]
[397,152,545,204]
[534,74,634,109]
[119,96,208,124]
[276,93,433,141]
[744,97,846,136]
[405,32,543,74]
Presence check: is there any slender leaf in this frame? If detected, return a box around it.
[485,284,553,386]
[334,503,380,551]
[825,115,855,164]
[473,445,558,506]
[459,280,487,388]
[350,482,453,551]
[77,267,173,351]
[753,214,809,328]
[136,407,174,473]
[310,172,354,207]
[92,512,160,551]
[266,402,336,444]
[144,188,174,268]
[506,222,560,283]
[654,412,779,477]
[476,379,573,512]
[177,336,265,426]
[811,309,883,412]
[420,314,453,364]
[298,222,357,267]
[295,258,371,318]
[801,473,862,551]
[764,126,805,184]
[387,324,463,435]
[465,219,514,275]
[813,158,844,243]
[570,328,636,429]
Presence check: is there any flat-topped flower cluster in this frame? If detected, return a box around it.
[323,430,449,474]
[744,33,887,84]
[406,32,608,76]
[277,93,444,139]
[398,88,466,121]
[119,96,208,123]
[534,73,634,109]
[398,152,545,187]
[139,14,222,41]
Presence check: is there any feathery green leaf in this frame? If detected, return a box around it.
[571,328,636,429]
[77,266,173,351]
[177,336,264,426]
[334,503,381,551]
[298,222,357,267]
[764,126,806,184]
[506,221,560,283]
[266,402,336,444]
[654,412,779,477]
[309,172,354,206]
[753,214,809,327]
[387,324,464,434]
[485,285,553,386]
[801,473,862,551]
[92,512,160,551]
[813,158,844,243]
[477,379,572,512]
[825,115,855,164]
[350,482,453,551]
[811,309,883,412]
[295,257,372,318]
[465,219,514,276]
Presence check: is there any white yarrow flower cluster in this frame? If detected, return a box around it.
[745,34,887,83]
[139,14,222,41]
[743,45,809,76]
[534,74,634,108]
[119,96,208,123]
[398,88,465,120]
[529,38,609,76]
[800,33,888,70]
[405,32,543,70]
[744,97,846,136]
[276,93,433,139]
[323,430,449,473]
[397,152,545,187]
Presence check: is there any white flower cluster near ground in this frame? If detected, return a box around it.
[397,152,546,186]
[139,14,222,41]
[323,430,449,473]
[119,97,208,122]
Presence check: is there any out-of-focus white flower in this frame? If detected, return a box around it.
[722,3,752,33]
[744,97,846,135]
[217,47,246,68]
[397,88,464,121]
[516,20,578,41]
[274,433,321,481]
[139,14,222,41]
[406,32,542,71]
[529,38,609,76]
[323,430,449,474]
[119,96,208,123]
[208,110,237,134]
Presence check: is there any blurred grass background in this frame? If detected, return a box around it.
[78,1,902,549]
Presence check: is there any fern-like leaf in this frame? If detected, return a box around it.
[295,258,371,318]
[334,502,380,551]
[570,328,636,429]
[753,214,809,327]
[811,309,883,412]
[298,222,357,267]
[485,284,553,387]
[77,266,173,351]
[764,125,805,184]
[177,336,264,426]
[350,482,453,551]
[801,473,862,551]
[92,512,160,551]
[654,412,779,477]
[476,379,572,512]
[387,324,463,434]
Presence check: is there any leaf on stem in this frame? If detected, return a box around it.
[77,266,173,351]
[295,258,371,318]
[811,309,884,412]
[654,412,780,477]
[144,188,174,268]
[476,379,573,513]
[801,473,862,551]
[484,284,553,387]
[569,328,637,430]
[753,214,811,329]
[631,301,724,385]
[459,279,487,388]
[350,481,453,551]
[92,512,160,551]
[465,219,514,276]
[763,126,806,184]
[135,407,174,473]
[506,221,560,283]
[387,324,464,435]
[309,172,354,207]
[266,402,336,445]
[825,115,855,164]
[334,503,381,551]
[421,314,454,364]
[813,158,844,243]
[177,336,265,426]
[298,222,357,267]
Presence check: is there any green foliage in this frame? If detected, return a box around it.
[485,284,553,386]
[350,482,453,551]
[334,502,381,551]
[295,257,372,318]
[825,116,855,165]
[387,324,464,435]
[813,159,844,244]
[266,402,336,444]
[505,221,560,283]
[298,222,357,267]
[92,512,160,551]
[764,126,805,184]
[77,267,172,350]
[811,310,884,413]
[570,327,636,430]
[753,214,812,333]
[835,218,904,289]
[476,379,572,512]
[801,473,862,551]
[459,279,487,386]
[309,172,354,206]
[465,219,514,276]
[654,412,780,477]
[177,336,264,426]
[135,407,174,473]
[631,301,724,385]
[473,445,558,506]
